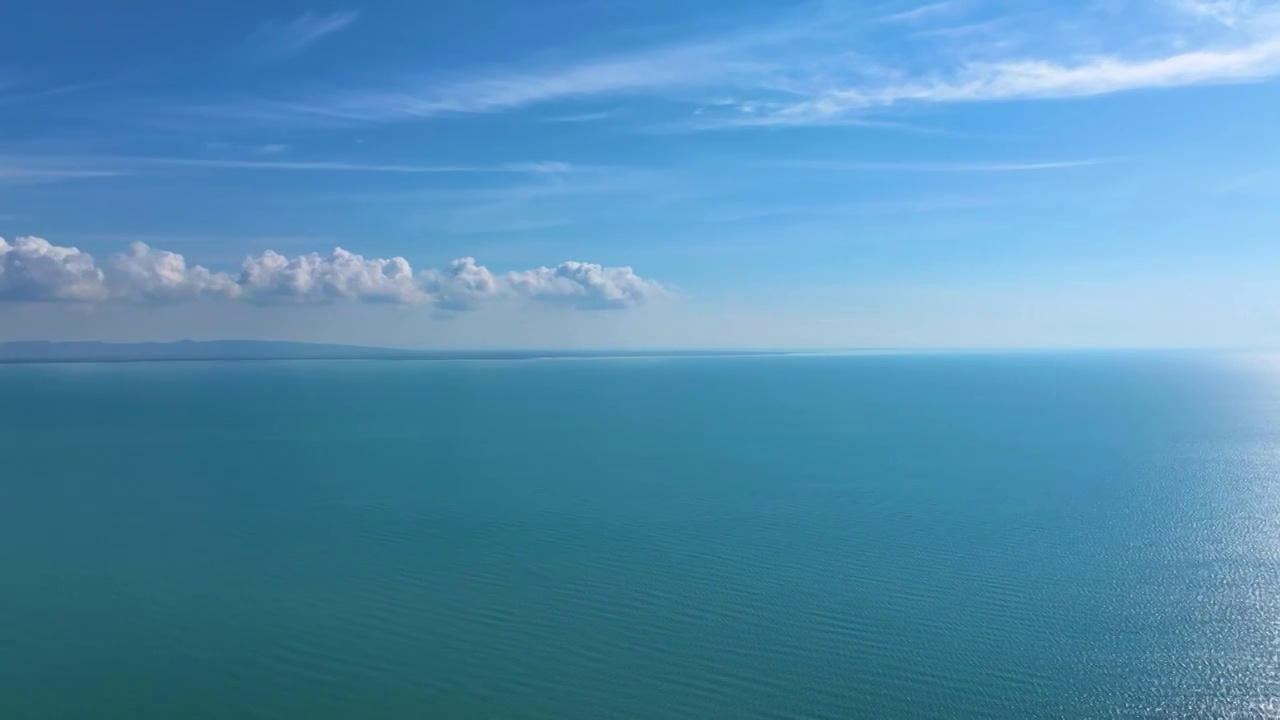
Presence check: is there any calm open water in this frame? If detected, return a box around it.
[2,354,1279,719]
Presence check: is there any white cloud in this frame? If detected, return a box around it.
[849,39,1280,104]
[0,154,578,175]
[196,41,735,126]
[238,248,424,304]
[419,257,502,311]
[0,236,670,310]
[193,0,1280,129]
[768,158,1116,172]
[1176,0,1262,27]
[106,242,240,302]
[133,156,575,174]
[874,1,965,25]
[238,11,360,64]
[539,108,624,123]
[0,166,122,184]
[0,236,108,302]
[505,261,669,310]
[702,0,1280,125]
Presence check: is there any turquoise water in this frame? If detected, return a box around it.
[2,354,1279,718]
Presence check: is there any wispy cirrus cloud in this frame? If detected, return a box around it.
[1176,0,1264,27]
[0,166,123,184]
[769,158,1118,172]
[733,40,1280,127]
[676,1,1280,127]
[0,154,578,176]
[237,10,360,64]
[539,108,625,123]
[122,156,576,174]
[0,70,116,108]
[195,40,740,126]
[184,3,841,127]
[184,0,1280,130]
[873,1,967,25]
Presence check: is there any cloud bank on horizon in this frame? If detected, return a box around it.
[0,237,667,311]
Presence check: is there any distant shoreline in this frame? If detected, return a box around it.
[0,341,797,365]
[0,341,1229,365]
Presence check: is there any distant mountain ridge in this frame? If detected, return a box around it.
[0,340,776,363]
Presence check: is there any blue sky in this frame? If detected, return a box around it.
[2,0,1280,348]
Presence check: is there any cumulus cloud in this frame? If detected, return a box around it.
[106,242,240,301]
[419,257,502,311]
[239,248,424,304]
[0,236,667,311]
[505,261,669,309]
[0,236,108,302]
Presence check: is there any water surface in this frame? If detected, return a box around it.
[2,354,1278,718]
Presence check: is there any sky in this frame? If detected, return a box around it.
[2,0,1279,349]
